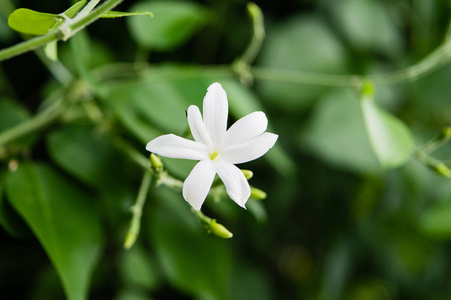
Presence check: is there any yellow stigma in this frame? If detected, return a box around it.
[209,151,219,161]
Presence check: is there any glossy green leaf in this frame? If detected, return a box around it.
[5,162,103,300]
[419,203,451,239]
[8,8,63,35]
[7,0,85,36]
[361,96,414,169]
[102,11,153,19]
[127,1,210,50]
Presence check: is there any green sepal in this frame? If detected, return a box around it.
[101,11,153,18]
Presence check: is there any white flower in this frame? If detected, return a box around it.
[146,82,278,210]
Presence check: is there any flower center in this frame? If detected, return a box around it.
[209,151,219,161]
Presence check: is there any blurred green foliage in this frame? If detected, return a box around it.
[1,0,451,299]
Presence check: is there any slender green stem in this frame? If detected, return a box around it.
[60,0,123,41]
[251,38,451,88]
[112,138,184,190]
[414,150,451,178]
[251,66,360,87]
[419,127,451,154]
[371,38,451,86]
[157,172,184,190]
[124,169,152,249]
[92,28,451,89]
[35,50,74,84]
[192,209,213,226]
[232,3,265,84]
[0,32,60,61]
[192,208,233,238]
[77,0,101,18]
[237,3,265,67]
[0,0,124,61]
[0,98,65,147]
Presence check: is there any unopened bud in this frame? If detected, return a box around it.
[150,153,163,172]
[361,79,375,98]
[241,169,253,180]
[250,187,267,200]
[209,219,233,239]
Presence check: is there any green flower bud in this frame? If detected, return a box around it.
[361,79,375,98]
[150,153,163,172]
[209,219,233,239]
[241,169,253,180]
[250,187,267,200]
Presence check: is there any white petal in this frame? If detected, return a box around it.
[203,82,228,144]
[222,132,278,164]
[223,111,268,146]
[183,160,216,210]
[187,105,212,146]
[146,134,208,160]
[216,161,251,208]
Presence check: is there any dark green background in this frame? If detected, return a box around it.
[1,0,451,299]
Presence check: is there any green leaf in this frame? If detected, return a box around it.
[0,97,35,146]
[102,11,153,19]
[127,1,210,51]
[5,162,103,300]
[7,1,86,36]
[257,16,347,111]
[47,125,128,190]
[149,188,231,300]
[361,96,414,169]
[118,245,160,290]
[47,125,135,231]
[0,176,32,238]
[300,89,379,173]
[419,203,451,239]
[330,0,402,56]
[8,8,63,35]
[64,0,87,18]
